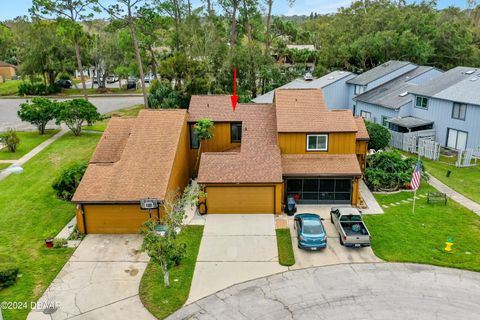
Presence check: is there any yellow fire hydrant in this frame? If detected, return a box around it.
[444,238,454,252]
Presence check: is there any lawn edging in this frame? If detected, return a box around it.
[276,228,295,267]
[139,225,204,320]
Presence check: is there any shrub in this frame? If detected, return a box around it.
[17,98,57,134]
[52,162,88,200]
[0,129,20,152]
[55,99,101,136]
[18,82,61,96]
[148,80,187,109]
[364,150,426,191]
[365,120,391,150]
[53,238,68,248]
[0,265,19,289]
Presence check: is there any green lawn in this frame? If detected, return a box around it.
[0,80,22,96]
[364,181,480,272]
[0,130,59,160]
[401,151,480,203]
[0,133,100,320]
[276,228,295,266]
[0,163,11,170]
[84,105,143,132]
[140,225,204,319]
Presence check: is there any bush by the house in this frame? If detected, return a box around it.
[18,82,61,96]
[0,129,20,152]
[55,99,101,136]
[53,238,68,248]
[17,98,58,134]
[365,120,391,150]
[364,150,426,191]
[0,265,19,289]
[52,162,88,200]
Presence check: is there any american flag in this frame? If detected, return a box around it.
[410,160,421,190]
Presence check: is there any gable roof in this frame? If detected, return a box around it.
[409,67,480,106]
[274,89,358,133]
[252,70,354,104]
[354,117,369,140]
[188,95,240,122]
[347,61,413,86]
[0,61,15,68]
[354,66,439,109]
[72,109,187,203]
[197,103,283,184]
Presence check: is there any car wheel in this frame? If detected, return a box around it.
[339,234,344,245]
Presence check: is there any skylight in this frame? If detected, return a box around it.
[465,70,475,75]
[399,91,409,97]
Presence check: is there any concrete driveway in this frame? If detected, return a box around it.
[287,205,381,269]
[169,263,480,320]
[27,235,155,320]
[0,96,143,131]
[187,214,287,303]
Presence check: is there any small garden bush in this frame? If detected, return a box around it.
[52,162,88,200]
[0,129,20,152]
[365,120,391,150]
[364,150,426,191]
[18,97,58,134]
[0,265,19,289]
[18,82,61,96]
[53,238,68,248]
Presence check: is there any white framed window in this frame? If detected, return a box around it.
[307,134,328,151]
[446,128,468,150]
[415,96,429,109]
[360,110,371,120]
[354,85,365,95]
[452,103,467,120]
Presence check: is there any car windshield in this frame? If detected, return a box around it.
[340,214,362,222]
[302,220,323,234]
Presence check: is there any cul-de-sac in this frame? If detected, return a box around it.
[1,1,480,319]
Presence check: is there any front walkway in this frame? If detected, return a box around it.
[187,214,287,303]
[27,235,155,320]
[359,179,384,214]
[428,174,480,215]
[0,129,67,182]
[168,263,480,320]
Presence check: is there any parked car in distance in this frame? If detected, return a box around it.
[127,76,138,90]
[330,207,371,247]
[55,79,72,89]
[303,72,314,81]
[294,213,327,250]
[106,75,118,83]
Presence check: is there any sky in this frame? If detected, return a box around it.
[0,0,468,21]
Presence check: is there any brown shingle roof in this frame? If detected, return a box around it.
[72,109,187,203]
[188,95,241,122]
[274,89,358,133]
[0,61,15,68]
[281,154,362,176]
[197,103,283,184]
[355,117,370,140]
[90,117,135,163]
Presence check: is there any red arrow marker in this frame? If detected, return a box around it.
[231,67,238,111]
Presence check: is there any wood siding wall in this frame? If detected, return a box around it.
[278,132,356,154]
[168,115,193,195]
[0,67,15,80]
[356,140,368,172]
[352,177,360,206]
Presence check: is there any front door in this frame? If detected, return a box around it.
[447,128,468,150]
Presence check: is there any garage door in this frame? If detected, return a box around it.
[83,204,152,234]
[206,186,275,214]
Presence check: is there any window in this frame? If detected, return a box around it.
[381,116,389,127]
[446,128,468,150]
[230,122,242,143]
[354,85,365,95]
[189,124,199,149]
[452,103,467,120]
[360,110,371,120]
[307,134,328,151]
[415,96,429,109]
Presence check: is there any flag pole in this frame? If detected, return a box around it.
[412,150,421,214]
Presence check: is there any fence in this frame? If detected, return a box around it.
[456,148,479,167]
[388,129,436,152]
[418,139,441,161]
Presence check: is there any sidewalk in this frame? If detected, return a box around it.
[428,174,480,215]
[359,180,384,214]
[0,130,67,181]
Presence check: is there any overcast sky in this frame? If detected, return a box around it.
[0,0,467,21]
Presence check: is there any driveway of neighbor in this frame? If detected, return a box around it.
[27,235,155,320]
[169,263,480,320]
[287,205,381,270]
[187,214,288,303]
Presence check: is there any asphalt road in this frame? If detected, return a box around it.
[0,96,144,131]
[168,263,480,320]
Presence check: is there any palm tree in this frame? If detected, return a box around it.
[194,118,214,177]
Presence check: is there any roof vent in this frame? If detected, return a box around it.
[465,70,475,75]
[470,77,479,82]
[399,91,409,97]
[328,76,334,80]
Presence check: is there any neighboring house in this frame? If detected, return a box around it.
[72,89,369,233]
[253,70,356,109]
[0,60,16,80]
[353,66,444,124]
[348,61,418,112]
[408,67,480,149]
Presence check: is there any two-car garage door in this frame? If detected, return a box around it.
[205,186,275,214]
